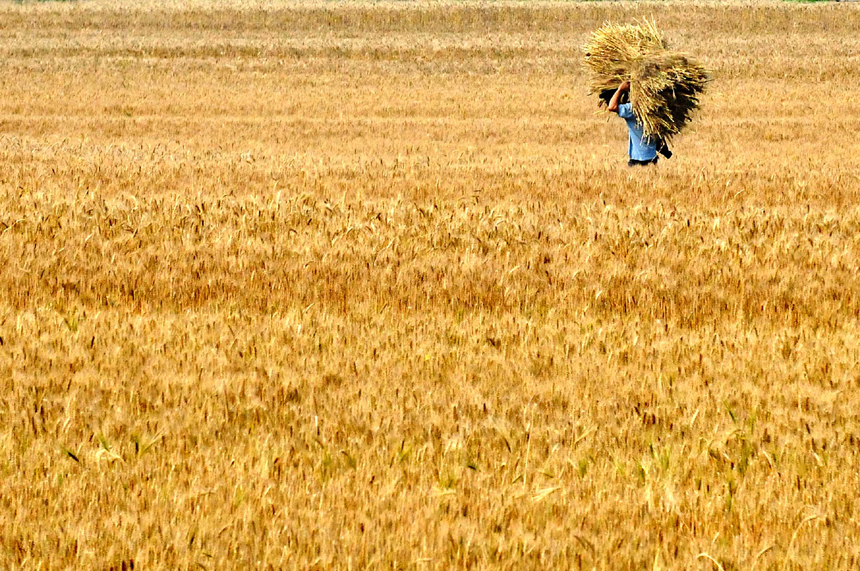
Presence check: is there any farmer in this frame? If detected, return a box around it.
[606,81,671,167]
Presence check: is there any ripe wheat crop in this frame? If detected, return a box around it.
[1,1,859,569]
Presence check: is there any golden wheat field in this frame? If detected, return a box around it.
[1,0,860,569]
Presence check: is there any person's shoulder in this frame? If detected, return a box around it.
[617,103,634,119]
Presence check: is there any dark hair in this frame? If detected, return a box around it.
[598,87,629,106]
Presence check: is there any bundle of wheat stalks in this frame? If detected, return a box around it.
[582,20,709,142]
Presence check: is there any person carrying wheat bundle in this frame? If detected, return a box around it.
[582,20,709,167]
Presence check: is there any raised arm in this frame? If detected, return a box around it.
[607,81,630,113]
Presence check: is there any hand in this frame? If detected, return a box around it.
[619,81,631,92]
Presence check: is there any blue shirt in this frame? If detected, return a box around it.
[618,103,657,161]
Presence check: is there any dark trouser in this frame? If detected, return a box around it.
[628,157,659,167]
